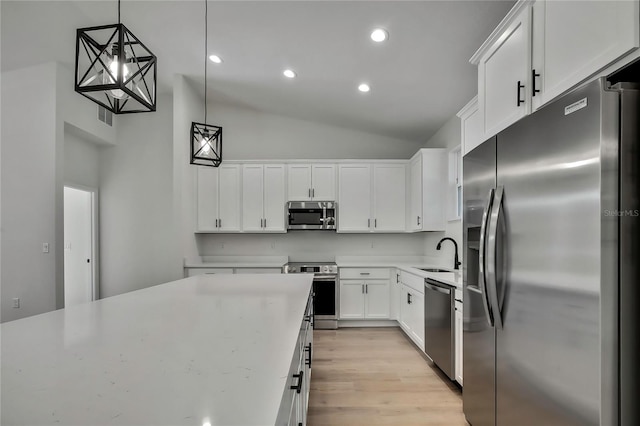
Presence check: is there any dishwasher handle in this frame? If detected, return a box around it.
[424,279,453,295]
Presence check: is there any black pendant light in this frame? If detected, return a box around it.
[190,0,223,167]
[75,0,157,114]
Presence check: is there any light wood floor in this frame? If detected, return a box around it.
[307,327,468,426]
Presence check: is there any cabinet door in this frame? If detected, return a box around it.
[479,6,531,138]
[373,164,406,232]
[311,164,336,201]
[242,165,264,232]
[421,150,446,231]
[338,164,371,232]
[455,306,464,385]
[460,97,485,156]
[263,164,286,232]
[339,280,365,319]
[389,271,400,321]
[288,164,312,201]
[399,285,412,332]
[196,167,219,231]
[532,1,638,110]
[411,291,425,352]
[364,281,390,319]
[217,165,241,231]
[409,156,422,231]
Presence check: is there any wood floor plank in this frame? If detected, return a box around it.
[307,327,468,426]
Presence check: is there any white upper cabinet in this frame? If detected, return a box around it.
[242,164,286,233]
[531,0,639,110]
[338,163,406,232]
[472,0,639,138]
[457,96,485,156]
[338,164,371,232]
[476,4,531,138]
[196,165,241,232]
[408,149,446,232]
[372,164,406,232]
[310,164,336,201]
[287,164,336,201]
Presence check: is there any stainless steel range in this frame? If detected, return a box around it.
[283,262,338,329]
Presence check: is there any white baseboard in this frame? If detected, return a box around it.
[338,319,399,328]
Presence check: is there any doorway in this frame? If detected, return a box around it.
[63,186,98,307]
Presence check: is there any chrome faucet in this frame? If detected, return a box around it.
[436,237,461,270]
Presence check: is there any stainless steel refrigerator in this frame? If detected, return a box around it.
[463,77,639,426]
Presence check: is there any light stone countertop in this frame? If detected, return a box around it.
[184,255,288,269]
[1,274,313,426]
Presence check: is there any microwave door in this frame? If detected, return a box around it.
[288,208,324,229]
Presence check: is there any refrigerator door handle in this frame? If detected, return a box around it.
[487,185,504,329]
[479,188,495,327]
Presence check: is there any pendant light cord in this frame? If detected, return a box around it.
[117,0,121,24]
[204,0,208,123]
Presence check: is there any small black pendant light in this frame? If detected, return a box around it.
[75,0,157,114]
[190,0,223,167]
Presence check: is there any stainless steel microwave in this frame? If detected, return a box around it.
[286,201,337,230]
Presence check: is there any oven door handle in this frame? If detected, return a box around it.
[313,276,337,282]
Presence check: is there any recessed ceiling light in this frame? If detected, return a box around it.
[370,28,388,43]
[209,54,223,64]
[283,69,297,78]
[358,83,371,93]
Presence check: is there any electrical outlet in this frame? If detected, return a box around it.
[12,298,20,308]
[42,243,49,253]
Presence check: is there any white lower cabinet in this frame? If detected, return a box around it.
[339,268,391,320]
[280,291,313,426]
[398,271,425,352]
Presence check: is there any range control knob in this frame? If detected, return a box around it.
[322,266,329,273]
[288,266,297,273]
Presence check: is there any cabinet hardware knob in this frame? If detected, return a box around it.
[532,69,540,96]
[517,81,525,106]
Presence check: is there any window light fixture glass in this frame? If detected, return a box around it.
[191,0,223,167]
[74,0,157,114]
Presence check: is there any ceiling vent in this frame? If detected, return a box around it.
[98,105,113,127]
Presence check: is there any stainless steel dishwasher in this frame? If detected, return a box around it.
[424,278,455,380]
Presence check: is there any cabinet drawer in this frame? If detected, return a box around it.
[339,268,390,280]
[186,268,234,277]
[399,271,424,294]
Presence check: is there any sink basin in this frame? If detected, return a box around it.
[418,268,451,273]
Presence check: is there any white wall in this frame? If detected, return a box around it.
[207,100,426,160]
[99,93,182,298]
[423,114,463,269]
[1,63,60,322]
[64,127,101,189]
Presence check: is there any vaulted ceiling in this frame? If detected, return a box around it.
[1,0,514,141]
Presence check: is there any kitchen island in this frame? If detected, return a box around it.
[1,273,313,426]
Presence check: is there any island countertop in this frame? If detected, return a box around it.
[1,273,313,426]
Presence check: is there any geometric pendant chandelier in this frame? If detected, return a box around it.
[74,0,157,114]
[190,0,223,167]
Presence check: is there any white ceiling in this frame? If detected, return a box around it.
[1,0,514,141]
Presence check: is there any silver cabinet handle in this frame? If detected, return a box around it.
[374,218,377,228]
[360,272,370,275]
[219,218,222,228]
[264,218,267,228]
[215,219,218,228]
[365,284,368,294]
[308,188,311,198]
[417,216,421,226]
[368,218,371,228]
[312,188,315,198]
[361,284,365,294]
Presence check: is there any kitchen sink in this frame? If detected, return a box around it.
[418,268,451,273]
